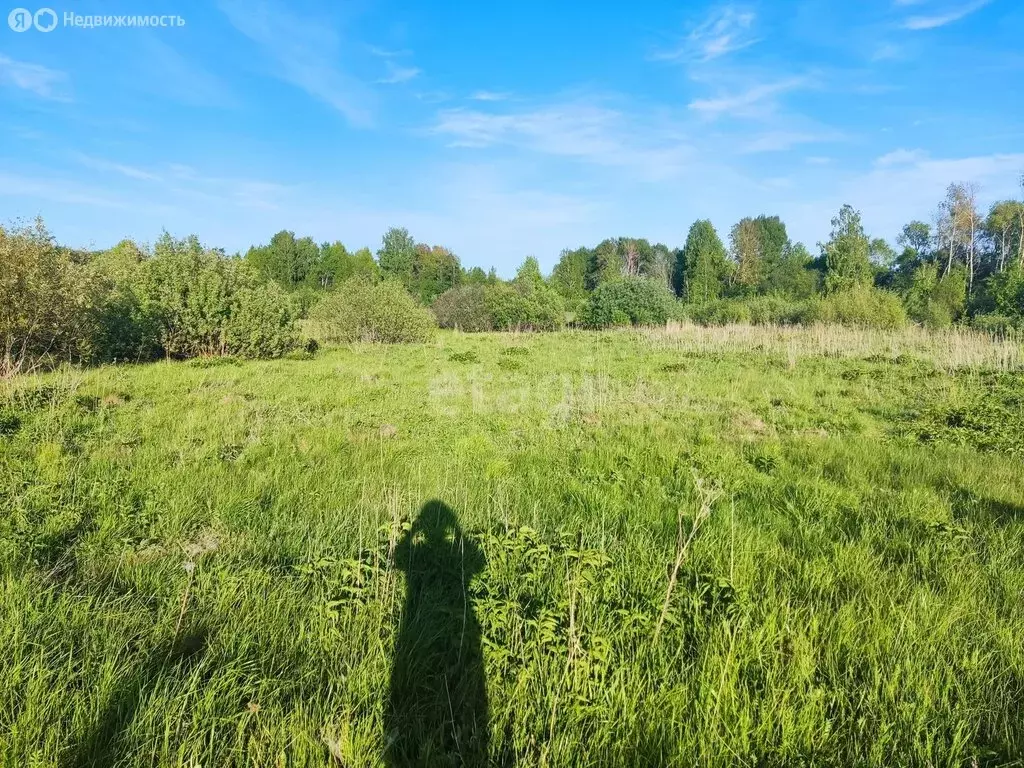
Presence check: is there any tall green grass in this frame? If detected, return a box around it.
[1,328,1022,766]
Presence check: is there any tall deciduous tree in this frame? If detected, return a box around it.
[551,247,590,304]
[985,201,1024,273]
[822,205,873,293]
[377,227,417,287]
[681,220,730,303]
[730,217,762,291]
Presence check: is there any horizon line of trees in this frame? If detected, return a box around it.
[3,172,1023,374]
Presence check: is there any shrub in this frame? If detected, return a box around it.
[224,282,298,358]
[484,282,564,331]
[86,240,162,363]
[310,278,436,343]
[682,296,804,327]
[432,285,494,332]
[801,286,907,329]
[690,299,751,326]
[583,277,674,328]
[144,234,298,358]
[0,220,99,375]
[972,314,1018,335]
[903,262,967,329]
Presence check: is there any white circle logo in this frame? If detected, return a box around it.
[33,7,56,31]
[8,7,33,31]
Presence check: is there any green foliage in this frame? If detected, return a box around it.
[761,242,820,300]
[146,233,298,358]
[245,230,320,289]
[412,244,461,304]
[86,240,162,362]
[978,264,1024,323]
[431,285,494,332]
[914,373,1024,456]
[310,278,436,343]
[972,314,1019,334]
[903,263,967,329]
[681,220,731,303]
[803,286,908,329]
[224,281,299,358]
[484,277,564,332]
[0,219,100,375]
[377,227,417,288]
[823,205,874,293]
[689,295,804,326]
[583,277,674,327]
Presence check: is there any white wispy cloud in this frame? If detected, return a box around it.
[217,0,374,126]
[902,0,991,30]
[74,154,162,182]
[688,77,810,118]
[470,90,512,102]
[740,130,842,153]
[0,54,69,100]
[653,5,759,63]
[874,148,930,166]
[432,100,694,180]
[377,61,421,85]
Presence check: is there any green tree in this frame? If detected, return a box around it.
[310,241,351,289]
[681,220,731,304]
[412,244,461,304]
[550,247,590,304]
[985,201,1024,273]
[464,266,490,285]
[730,217,762,292]
[822,205,873,293]
[761,242,819,299]
[350,247,380,281]
[378,227,417,288]
[245,230,319,289]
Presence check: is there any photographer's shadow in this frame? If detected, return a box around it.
[386,500,489,767]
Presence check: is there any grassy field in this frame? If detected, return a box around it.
[2,325,1023,767]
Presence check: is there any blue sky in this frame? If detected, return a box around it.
[1,0,1022,274]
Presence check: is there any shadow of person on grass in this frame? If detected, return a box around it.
[386,500,489,767]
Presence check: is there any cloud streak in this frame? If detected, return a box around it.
[902,0,991,30]
[688,77,811,118]
[433,100,694,180]
[653,5,759,63]
[0,55,69,100]
[218,0,374,125]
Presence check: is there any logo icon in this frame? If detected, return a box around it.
[33,7,56,31]
[8,7,32,30]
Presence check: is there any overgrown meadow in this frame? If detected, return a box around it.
[2,326,1023,767]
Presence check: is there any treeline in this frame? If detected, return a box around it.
[2,177,1023,374]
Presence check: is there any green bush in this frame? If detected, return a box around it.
[86,240,162,363]
[310,278,436,343]
[685,296,804,327]
[690,299,751,326]
[432,285,494,332]
[0,220,100,375]
[485,282,564,331]
[802,286,907,329]
[144,234,298,359]
[902,263,966,329]
[583,277,674,328]
[971,314,1018,335]
[224,282,298,358]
